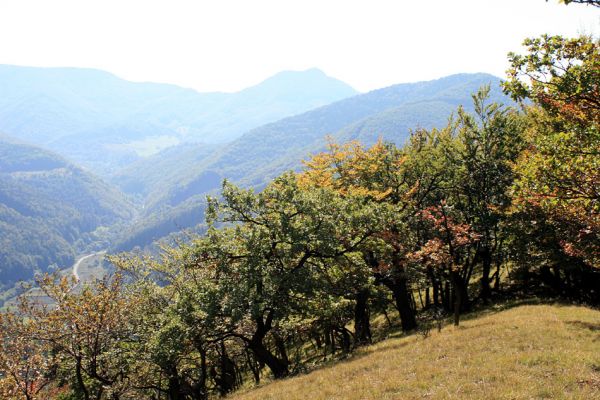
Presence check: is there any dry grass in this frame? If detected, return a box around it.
[230,304,600,400]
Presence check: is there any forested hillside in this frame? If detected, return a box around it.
[199,73,507,187]
[111,142,223,200]
[0,67,359,283]
[0,135,134,284]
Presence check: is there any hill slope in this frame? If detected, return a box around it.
[0,135,134,283]
[0,65,357,175]
[210,73,507,187]
[111,142,222,199]
[152,73,507,201]
[231,304,600,400]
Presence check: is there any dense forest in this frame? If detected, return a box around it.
[0,2,598,399]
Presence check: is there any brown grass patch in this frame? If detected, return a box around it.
[230,304,600,400]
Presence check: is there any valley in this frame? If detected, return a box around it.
[2,251,108,309]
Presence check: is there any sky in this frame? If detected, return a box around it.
[0,0,598,93]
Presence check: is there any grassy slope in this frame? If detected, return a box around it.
[231,304,600,400]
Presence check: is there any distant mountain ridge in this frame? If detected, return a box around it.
[0,65,357,175]
[173,73,509,189]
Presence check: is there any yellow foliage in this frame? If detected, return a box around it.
[298,138,406,203]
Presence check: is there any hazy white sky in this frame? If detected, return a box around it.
[0,0,598,92]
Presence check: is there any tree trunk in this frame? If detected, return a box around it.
[273,333,290,367]
[197,349,208,400]
[433,279,439,307]
[214,342,237,396]
[246,313,289,378]
[245,348,261,384]
[480,246,492,300]
[353,289,371,345]
[451,270,463,326]
[248,338,289,379]
[391,278,417,331]
[75,357,90,400]
[337,328,351,354]
[553,266,565,294]
[191,337,208,399]
[166,366,184,400]
[323,326,332,356]
[371,250,417,331]
[443,281,451,312]
[313,331,322,349]
[494,260,501,291]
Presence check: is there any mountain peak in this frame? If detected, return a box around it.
[267,67,328,80]
[241,68,358,100]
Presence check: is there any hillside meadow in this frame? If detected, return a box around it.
[231,303,600,400]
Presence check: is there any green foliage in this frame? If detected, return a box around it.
[205,172,383,337]
[0,80,597,397]
[1,10,597,395]
[447,87,525,299]
[505,35,599,125]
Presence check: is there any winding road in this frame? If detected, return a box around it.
[72,251,106,282]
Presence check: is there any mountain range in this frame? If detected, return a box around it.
[0,65,357,175]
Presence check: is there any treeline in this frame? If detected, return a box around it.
[0,28,598,400]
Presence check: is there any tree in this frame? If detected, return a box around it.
[408,203,481,326]
[450,87,523,299]
[205,173,379,377]
[0,310,57,400]
[504,34,599,269]
[505,35,599,126]
[299,140,422,331]
[27,274,138,400]
[111,240,247,399]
